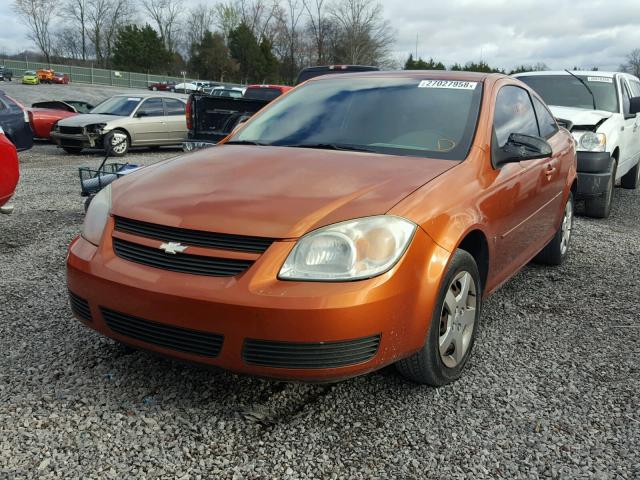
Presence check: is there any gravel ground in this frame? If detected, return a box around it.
[1,110,639,477]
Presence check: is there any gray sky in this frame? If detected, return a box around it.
[1,0,639,71]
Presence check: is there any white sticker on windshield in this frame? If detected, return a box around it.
[587,77,613,83]
[418,80,478,90]
[127,97,141,101]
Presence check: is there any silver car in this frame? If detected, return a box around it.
[51,93,187,156]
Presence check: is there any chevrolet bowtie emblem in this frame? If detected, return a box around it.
[159,242,187,254]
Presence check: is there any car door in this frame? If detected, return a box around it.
[162,98,187,143]
[621,77,640,168]
[482,84,558,280]
[129,97,167,145]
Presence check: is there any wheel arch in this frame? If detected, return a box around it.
[455,228,490,295]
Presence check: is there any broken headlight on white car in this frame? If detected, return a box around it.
[572,131,606,152]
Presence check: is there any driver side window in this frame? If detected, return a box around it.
[493,86,539,148]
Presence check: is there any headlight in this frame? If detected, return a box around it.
[572,131,606,152]
[279,215,417,281]
[82,185,111,246]
[87,123,107,133]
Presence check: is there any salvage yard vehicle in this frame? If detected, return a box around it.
[148,81,176,91]
[295,64,379,84]
[51,94,187,156]
[243,84,293,101]
[183,92,270,151]
[37,68,55,83]
[67,71,577,385]
[0,125,19,214]
[28,101,81,140]
[21,71,39,85]
[51,72,70,84]
[0,91,33,151]
[0,66,12,81]
[515,71,640,217]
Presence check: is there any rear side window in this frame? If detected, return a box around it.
[243,88,282,101]
[493,86,539,147]
[532,96,558,138]
[164,98,185,115]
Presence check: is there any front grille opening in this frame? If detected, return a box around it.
[69,291,92,322]
[113,237,253,277]
[114,216,275,253]
[242,335,381,369]
[101,308,223,358]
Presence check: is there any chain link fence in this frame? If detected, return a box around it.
[1,58,240,90]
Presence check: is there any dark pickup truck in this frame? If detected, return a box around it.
[183,94,268,151]
[0,66,13,82]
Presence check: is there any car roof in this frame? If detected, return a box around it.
[112,93,185,100]
[307,70,499,83]
[514,70,618,78]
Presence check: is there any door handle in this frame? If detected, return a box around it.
[545,165,557,178]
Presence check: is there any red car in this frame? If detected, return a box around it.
[52,72,70,84]
[148,81,176,91]
[243,84,293,101]
[0,126,19,210]
[27,101,79,139]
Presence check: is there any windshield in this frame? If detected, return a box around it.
[24,71,36,75]
[233,77,483,160]
[518,75,618,113]
[90,96,141,116]
[243,88,283,101]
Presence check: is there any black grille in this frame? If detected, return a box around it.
[101,308,223,357]
[114,216,274,253]
[59,126,84,135]
[113,237,253,276]
[69,291,92,321]
[242,335,381,369]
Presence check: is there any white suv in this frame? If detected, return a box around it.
[514,71,640,218]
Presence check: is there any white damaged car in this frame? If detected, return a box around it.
[515,71,640,218]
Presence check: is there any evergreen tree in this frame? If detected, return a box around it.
[188,31,235,82]
[228,23,264,83]
[111,24,172,73]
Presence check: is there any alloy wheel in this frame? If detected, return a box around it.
[560,198,573,255]
[110,132,128,155]
[439,271,477,368]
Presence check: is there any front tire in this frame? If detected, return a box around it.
[584,158,616,218]
[533,192,574,265]
[396,249,481,386]
[104,130,129,157]
[621,161,640,189]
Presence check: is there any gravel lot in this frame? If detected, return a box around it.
[1,85,639,479]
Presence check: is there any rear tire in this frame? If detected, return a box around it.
[396,249,482,386]
[533,192,574,265]
[621,161,640,189]
[62,147,83,154]
[584,158,616,218]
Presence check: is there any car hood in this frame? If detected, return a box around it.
[549,106,613,126]
[111,145,459,239]
[57,113,126,127]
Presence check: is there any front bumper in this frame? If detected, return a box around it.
[22,78,38,84]
[576,151,614,198]
[66,221,449,381]
[51,131,100,149]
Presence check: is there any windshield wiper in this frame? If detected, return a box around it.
[565,69,597,110]
[224,140,270,146]
[280,143,377,153]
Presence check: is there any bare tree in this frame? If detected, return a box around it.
[621,49,640,77]
[13,0,58,64]
[275,0,304,82]
[215,1,241,44]
[62,0,89,60]
[329,0,394,66]
[87,0,132,67]
[303,0,328,64]
[142,0,182,53]
[54,27,83,59]
[237,0,279,42]
[185,3,217,48]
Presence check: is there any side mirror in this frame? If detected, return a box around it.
[495,133,552,166]
[629,97,640,116]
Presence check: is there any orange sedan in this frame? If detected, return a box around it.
[67,71,577,385]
